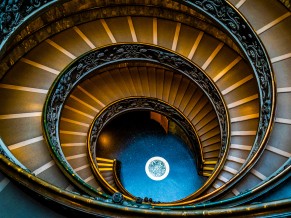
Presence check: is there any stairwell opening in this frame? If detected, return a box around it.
[94,110,206,202]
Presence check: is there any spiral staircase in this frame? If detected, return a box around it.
[0,0,290,217]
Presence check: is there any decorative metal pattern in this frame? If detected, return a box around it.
[0,0,52,42]
[0,0,280,214]
[149,160,166,177]
[43,43,229,198]
[89,97,201,171]
[0,1,242,78]
[154,161,291,209]
[1,149,290,215]
[181,0,274,158]
[165,0,275,201]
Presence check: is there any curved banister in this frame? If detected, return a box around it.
[154,160,291,209]
[89,157,135,200]
[88,97,202,173]
[87,97,203,200]
[0,1,242,78]
[155,0,276,204]
[0,0,61,58]
[112,160,137,199]
[0,150,290,216]
[43,43,230,202]
[0,0,283,215]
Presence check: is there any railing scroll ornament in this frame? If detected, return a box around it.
[43,43,230,200]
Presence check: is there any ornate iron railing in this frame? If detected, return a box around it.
[88,97,202,174]
[112,160,136,199]
[0,1,242,78]
[43,43,230,201]
[0,149,290,216]
[0,0,281,215]
[156,0,276,204]
[90,157,136,200]
[88,97,203,199]
[0,0,49,40]
[0,133,290,212]
[0,0,57,55]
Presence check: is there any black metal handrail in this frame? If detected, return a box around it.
[43,43,230,201]
[88,97,202,174]
[112,160,136,199]
[0,150,290,216]
[165,0,275,203]
[0,0,279,213]
[90,157,135,200]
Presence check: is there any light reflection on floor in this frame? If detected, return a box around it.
[96,111,206,202]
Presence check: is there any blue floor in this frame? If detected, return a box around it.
[96,111,206,202]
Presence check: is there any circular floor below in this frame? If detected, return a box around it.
[96,111,206,202]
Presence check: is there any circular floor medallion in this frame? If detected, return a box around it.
[145,157,170,181]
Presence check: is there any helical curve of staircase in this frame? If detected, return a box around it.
[0,0,290,217]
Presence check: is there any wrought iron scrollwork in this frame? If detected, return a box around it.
[0,0,280,213]
[183,0,274,158]
[43,43,229,198]
[88,97,202,169]
[0,0,51,42]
